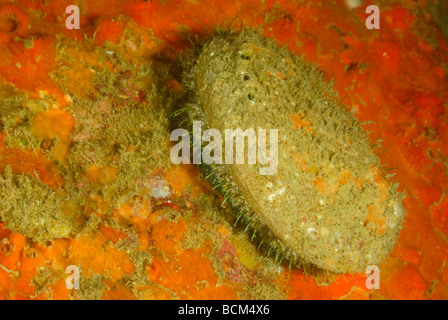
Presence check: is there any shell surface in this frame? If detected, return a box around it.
[182,29,405,273]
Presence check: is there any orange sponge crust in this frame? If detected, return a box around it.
[0,0,447,300]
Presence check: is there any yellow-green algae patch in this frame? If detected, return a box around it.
[54,39,175,211]
[0,95,50,151]
[0,166,80,241]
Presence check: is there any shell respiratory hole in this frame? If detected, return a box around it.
[179,28,405,273]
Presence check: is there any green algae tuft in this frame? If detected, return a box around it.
[0,166,80,242]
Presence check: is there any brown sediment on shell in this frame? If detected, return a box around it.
[180,28,406,273]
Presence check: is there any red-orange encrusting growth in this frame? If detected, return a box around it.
[0,0,447,300]
[0,4,28,42]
